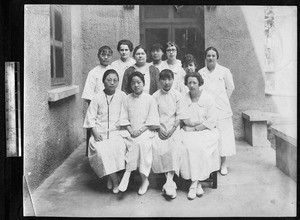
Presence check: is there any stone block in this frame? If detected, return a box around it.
[270,124,297,182]
[242,110,270,147]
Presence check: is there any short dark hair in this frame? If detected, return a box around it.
[97,46,113,58]
[117,39,134,52]
[128,71,145,86]
[133,45,148,57]
[184,72,204,86]
[159,69,174,80]
[164,41,179,54]
[205,46,219,59]
[150,43,164,52]
[102,69,119,83]
[182,54,197,67]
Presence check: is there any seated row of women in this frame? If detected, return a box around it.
[83,68,220,200]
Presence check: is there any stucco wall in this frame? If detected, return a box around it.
[24,5,84,191]
[80,5,140,113]
[204,6,278,139]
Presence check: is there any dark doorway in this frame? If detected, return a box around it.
[140,5,205,68]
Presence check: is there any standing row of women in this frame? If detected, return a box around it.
[82,40,236,200]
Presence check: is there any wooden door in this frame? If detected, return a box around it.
[140,5,205,68]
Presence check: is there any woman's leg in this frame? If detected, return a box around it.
[138,173,149,195]
[188,180,198,200]
[110,173,119,193]
[107,175,112,189]
[118,170,132,192]
[220,156,228,175]
[163,171,177,198]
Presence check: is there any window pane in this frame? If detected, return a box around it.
[174,6,197,18]
[175,28,197,61]
[55,47,63,78]
[144,5,169,19]
[51,46,54,78]
[54,10,62,41]
[145,28,168,61]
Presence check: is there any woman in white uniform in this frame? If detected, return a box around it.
[162,41,188,94]
[118,71,160,195]
[111,39,136,89]
[180,72,220,200]
[152,69,189,199]
[198,46,235,175]
[83,69,129,194]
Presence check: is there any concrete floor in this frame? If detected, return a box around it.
[23,140,296,217]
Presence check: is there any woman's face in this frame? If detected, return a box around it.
[205,50,218,67]
[151,48,164,61]
[166,45,177,60]
[103,73,119,93]
[130,76,144,95]
[187,77,200,92]
[134,48,147,66]
[99,50,112,66]
[119,44,131,60]
[183,62,196,74]
[160,77,174,92]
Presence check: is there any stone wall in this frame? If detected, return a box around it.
[24,5,84,191]
[204,6,278,139]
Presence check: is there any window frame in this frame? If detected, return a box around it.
[50,5,66,86]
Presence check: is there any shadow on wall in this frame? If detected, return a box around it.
[205,6,278,140]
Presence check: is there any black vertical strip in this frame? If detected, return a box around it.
[4,1,24,219]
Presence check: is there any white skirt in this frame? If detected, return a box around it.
[217,117,236,156]
[152,128,181,175]
[88,134,127,178]
[123,130,155,177]
[180,128,220,181]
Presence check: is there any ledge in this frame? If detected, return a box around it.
[47,85,79,102]
[242,110,269,122]
[270,124,297,146]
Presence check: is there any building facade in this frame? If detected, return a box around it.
[24,5,297,192]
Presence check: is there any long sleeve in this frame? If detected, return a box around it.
[82,71,96,101]
[175,92,189,121]
[83,97,98,128]
[145,96,160,128]
[224,68,235,98]
[119,97,131,127]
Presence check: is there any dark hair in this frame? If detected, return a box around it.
[150,43,164,52]
[159,69,174,80]
[181,54,197,68]
[133,45,147,57]
[97,46,113,58]
[117,39,134,52]
[205,46,219,59]
[164,41,179,54]
[128,71,145,86]
[184,72,204,86]
[102,69,119,83]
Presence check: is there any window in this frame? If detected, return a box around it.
[50,5,65,85]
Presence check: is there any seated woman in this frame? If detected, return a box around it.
[118,71,160,195]
[121,45,160,95]
[180,72,220,200]
[152,69,189,199]
[83,69,129,194]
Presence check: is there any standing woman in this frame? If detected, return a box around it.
[111,39,136,89]
[83,69,129,194]
[198,46,235,175]
[82,46,113,104]
[121,45,160,95]
[163,41,188,93]
[180,72,220,200]
[152,69,188,199]
[118,71,160,195]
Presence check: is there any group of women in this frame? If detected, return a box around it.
[82,39,235,200]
